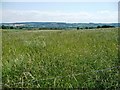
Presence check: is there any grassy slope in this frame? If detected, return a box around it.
[2,28,119,88]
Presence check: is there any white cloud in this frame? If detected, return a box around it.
[2,10,118,23]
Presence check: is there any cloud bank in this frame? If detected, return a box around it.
[2,10,118,23]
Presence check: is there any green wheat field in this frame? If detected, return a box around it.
[2,28,119,88]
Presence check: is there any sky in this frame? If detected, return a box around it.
[1,0,120,2]
[1,2,118,23]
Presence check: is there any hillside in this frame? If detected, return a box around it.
[1,22,118,29]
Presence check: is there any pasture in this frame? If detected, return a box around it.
[2,28,119,88]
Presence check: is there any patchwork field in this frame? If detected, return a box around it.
[2,28,119,88]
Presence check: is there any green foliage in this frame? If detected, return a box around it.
[2,28,119,88]
[97,25,115,28]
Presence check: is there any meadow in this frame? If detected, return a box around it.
[2,28,119,88]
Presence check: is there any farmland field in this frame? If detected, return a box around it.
[2,28,119,88]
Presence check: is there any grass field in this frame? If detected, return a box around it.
[2,28,119,88]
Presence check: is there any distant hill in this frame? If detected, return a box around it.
[1,22,118,29]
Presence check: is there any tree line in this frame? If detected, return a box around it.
[1,25,115,30]
[77,25,115,30]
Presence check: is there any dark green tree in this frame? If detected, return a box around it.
[77,27,79,30]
